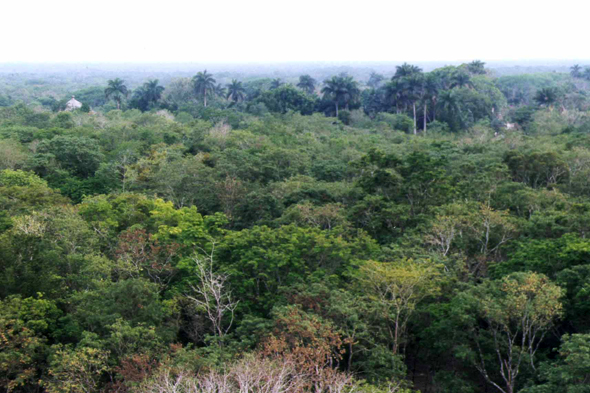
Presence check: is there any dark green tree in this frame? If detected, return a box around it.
[104,78,128,109]
[367,72,385,89]
[394,63,422,78]
[451,71,473,89]
[534,87,560,108]
[143,79,164,104]
[392,65,424,134]
[270,78,284,90]
[570,64,582,78]
[226,79,246,103]
[130,79,164,111]
[321,75,359,117]
[467,60,486,75]
[192,70,216,107]
[214,83,226,98]
[296,75,316,95]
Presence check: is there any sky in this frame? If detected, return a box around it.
[2,0,589,63]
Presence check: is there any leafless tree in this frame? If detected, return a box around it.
[186,243,238,339]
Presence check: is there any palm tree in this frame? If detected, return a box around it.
[130,79,165,112]
[321,75,359,117]
[143,79,165,105]
[437,90,462,130]
[367,72,385,89]
[451,71,473,89]
[534,87,560,109]
[192,70,216,107]
[391,65,424,134]
[297,75,316,95]
[342,76,360,110]
[403,74,424,134]
[104,78,128,109]
[322,77,343,117]
[226,79,246,103]
[384,79,403,114]
[270,78,284,90]
[394,63,422,79]
[570,64,582,78]
[467,60,486,75]
[214,83,226,98]
[582,67,590,81]
[422,73,440,133]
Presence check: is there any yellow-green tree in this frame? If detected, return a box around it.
[460,272,563,393]
[45,346,109,393]
[359,259,442,355]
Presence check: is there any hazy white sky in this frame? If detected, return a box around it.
[2,0,588,63]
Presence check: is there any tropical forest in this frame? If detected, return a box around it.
[2,60,590,393]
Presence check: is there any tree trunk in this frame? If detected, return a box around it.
[423,103,427,134]
[413,102,417,135]
[335,102,339,117]
[432,98,436,122]
[204,92,207,108]
[348,341,353,371]
[393,317,399,355]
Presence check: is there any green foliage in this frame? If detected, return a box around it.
[2,63,590,393]
[0,295,60,392]
[376,112,413,132]
[521,334,590,393]
[33,135,104,178]
[255,85,316,115]
[0,169,47,187]
[215,224,377,316]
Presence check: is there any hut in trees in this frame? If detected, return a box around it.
[64,96,82,111]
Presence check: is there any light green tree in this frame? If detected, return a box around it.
[458,272,563,393]
[359,258,442,355]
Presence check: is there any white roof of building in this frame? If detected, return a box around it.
[65,96,82,111]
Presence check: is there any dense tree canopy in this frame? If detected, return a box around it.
[2,61,590,393]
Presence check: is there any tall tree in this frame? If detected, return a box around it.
[384,79,403,114]
[226,79,246,103]
[270,78,284,90]
[359,258,442,355]
[451,71,473,89]
[192,70,216,107]
[142,79,165,105]
[104,78,128,110]
[423,72,440,128]
[467,60,486,75]
[570,64,582,78]
[214,83,226,98]
[534,87,560,109]
[394,63,422,79]
[297,75,317,95]
[342,75,360,110]
[393,64,423,134]
[321,75,359,117]
[367,72,385,89]
[437,89,462,130]
[406,74,424,135]
[457,273,563,393]
[129,80,165,112]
